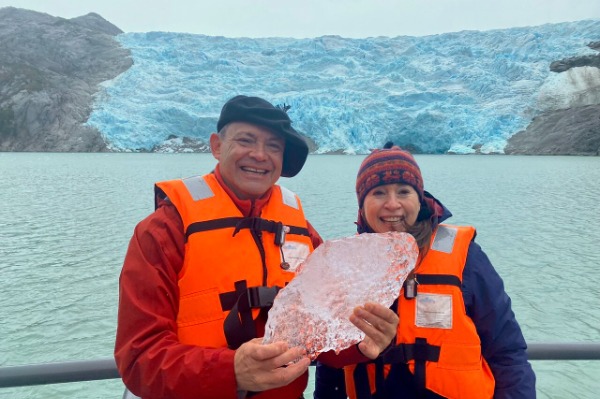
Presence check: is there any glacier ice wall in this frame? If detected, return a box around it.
[86,20,600,154]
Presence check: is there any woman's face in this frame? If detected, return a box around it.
[362,183,421,233]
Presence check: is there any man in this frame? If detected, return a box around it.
[115,95,397,399]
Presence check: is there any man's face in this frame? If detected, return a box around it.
[210,122,285,200]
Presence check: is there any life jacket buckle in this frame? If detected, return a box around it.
[247,286,280,308]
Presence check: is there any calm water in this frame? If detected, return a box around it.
[1,153,599,398]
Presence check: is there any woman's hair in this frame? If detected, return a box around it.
[407,217,433,255]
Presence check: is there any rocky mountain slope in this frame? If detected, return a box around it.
[505,104,600,155]
[0,7,132,152]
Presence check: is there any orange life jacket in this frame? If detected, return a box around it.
[155,174,314,398]
[344,224,495,399]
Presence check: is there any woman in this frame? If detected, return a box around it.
[315,143,536,399]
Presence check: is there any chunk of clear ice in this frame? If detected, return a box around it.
[263,232,418,359]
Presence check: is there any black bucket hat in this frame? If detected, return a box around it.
[216,95,309,177]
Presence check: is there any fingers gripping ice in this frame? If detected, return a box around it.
[263,232,418,359]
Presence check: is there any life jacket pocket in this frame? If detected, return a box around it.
[436,342,482,371]
[177,287,224,327]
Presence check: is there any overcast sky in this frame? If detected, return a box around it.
[2,0,600,38]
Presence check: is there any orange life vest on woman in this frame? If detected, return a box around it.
[344,224,495,399]
[156,173,315,398]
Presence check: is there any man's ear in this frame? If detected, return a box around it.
[209,133,221,160]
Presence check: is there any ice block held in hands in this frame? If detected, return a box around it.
[263,231,418,359]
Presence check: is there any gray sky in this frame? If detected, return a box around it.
[2,0,600,38]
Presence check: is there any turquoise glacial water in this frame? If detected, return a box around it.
[1,153,599,398]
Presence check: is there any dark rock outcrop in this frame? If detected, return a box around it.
[505,104,600,155]
[550,53,600,72]
[0,7,132,152]
[550,41,600,72]
[507,41,600,155]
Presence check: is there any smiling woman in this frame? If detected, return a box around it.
[314,144,537,399]
[356,143,424,238]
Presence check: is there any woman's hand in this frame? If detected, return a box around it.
[350,302,399,359]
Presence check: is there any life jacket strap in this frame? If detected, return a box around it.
[382,339,441,364]
[220,285,281,311]
[353,362,372,399]
[231,216,309,238]
[414,338,429,397]
[185,216,309,243]
[374,359,386,397]
[414,273,461,288]
[402,274,462,300]
[352,357,387,399]
[185,217,242,241]
[222,280,256,349]
[221,280,282,350]
[383,338,440,397]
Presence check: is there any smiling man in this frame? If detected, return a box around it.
[115,95,319,399]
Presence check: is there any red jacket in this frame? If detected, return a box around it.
[114,168,326,399]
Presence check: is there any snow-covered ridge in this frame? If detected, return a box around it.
[87,20,600,154]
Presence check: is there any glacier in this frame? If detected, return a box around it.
[86,20,600,154]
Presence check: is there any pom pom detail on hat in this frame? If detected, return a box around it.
[217,95,309,177]
[355,145,424,207]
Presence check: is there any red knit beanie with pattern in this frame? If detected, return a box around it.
[355,144,424,208]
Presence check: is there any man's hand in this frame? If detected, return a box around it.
[350,302,399,359]
[234,339,310,393]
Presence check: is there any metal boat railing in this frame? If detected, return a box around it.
[1,342,600,389]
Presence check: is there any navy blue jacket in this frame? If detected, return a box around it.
[314,200,536,398]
